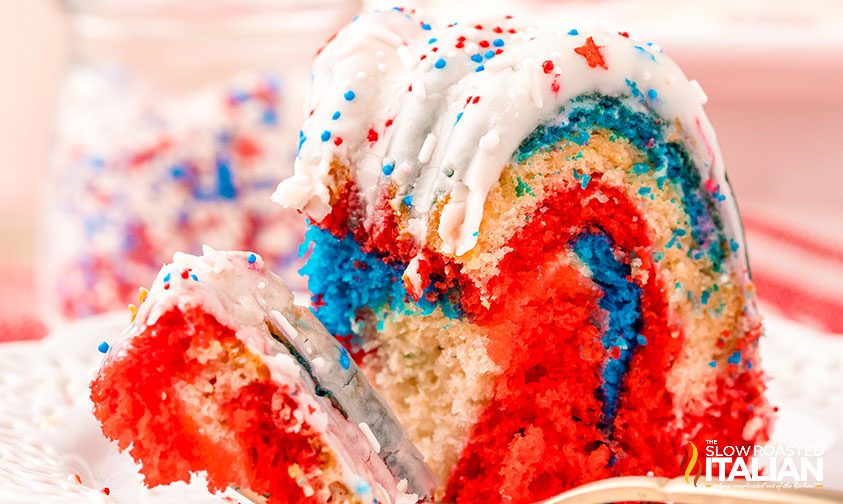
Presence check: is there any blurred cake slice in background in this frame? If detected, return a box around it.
[89,247,436,504]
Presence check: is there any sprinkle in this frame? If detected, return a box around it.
[97,341,110,353]
[248,253,257,264]
[403,194,413,207]
[574,36,608,69]
[647,88,658,100]
[181,270,190,279]
[356,479,372,494]
[636,335,647,346]
[479,40,490,48]
[428,37,437,44]
[471,54,483,63]
[339,348,350,369]
[421,23,431,30]
[580,173,591,189]
[454,112,463,125]
[320,130,331,142]
[190,274,198,281]
[632,162,651,174]
[638,186,651,196]
[730,239,740,252]
[343,90,356,101]
[382,163,394,175]
[475,65,485,72]
[709,360,717,368]
[334,137,343,146]
[652,252,665,262]
[484,50,495,59]
[542,60,555,74]
[701,290,711,305]
[163,272,171,283]
[138,287,148,304]
[728,351,741,365]
[433,58,447,69]
[568,29,579,35]
[492,38,505,47]
[331,111,341,120]
[101,488,110,496]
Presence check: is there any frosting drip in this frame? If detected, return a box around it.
[273,8,741,260]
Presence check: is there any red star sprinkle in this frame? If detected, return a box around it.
[574,36,608,69]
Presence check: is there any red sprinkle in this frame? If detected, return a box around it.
[551,80,561,94]
[333,137,343,146]
[180,270,189,279]
[574,36,608,70]
[385,118,394,127]
[367,129,379,142]
[474,24,483,30]
[542,60,555,74]
[493,26,503,33]
[479,40,490,48]
[618,31,630,38]
[102,488,110,495]
[472,96,480,104]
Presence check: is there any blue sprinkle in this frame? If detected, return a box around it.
[472,230,479,237]
[321,130,331,142]
[475,65,485,72]
[652,251,665,262]
[339,348,350,370]
[261,108,278,125]
[382,163,394,175]
[636,335,648,346]
[701,290,711,305]
[580,173,591,189]
[247,253,257,264]
[647,89,658,100]
[492,38,505,47]
[163,272,171,283]
[434,58,446,69]
[403,194,413,206]
[170,165,186,179]
[484,50,495,59]
[97,341,110,353]
[343,90,356,101]
[631,162,651,174]
[568,29,579,35]
[638,186,651,195]
[331,111,341,120]
[356,480,371,494]
[190,274,198,281]
[454,112,463,125]
[470,53,483,63]
[728,350,741,365]
[428,37,437,44]
[709,360,717,368]
[747,361,753,369]
[216,158,237,199]
[730,239,740,252]
[297,131,306,153]
[421,23,431,30]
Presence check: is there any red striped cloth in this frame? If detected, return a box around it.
[0,266,48,343]
[743,212,843,335]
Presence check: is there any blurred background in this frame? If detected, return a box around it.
[1,0,842,341]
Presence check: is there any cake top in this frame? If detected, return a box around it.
[274,7,735,257]
[119,246,437,501]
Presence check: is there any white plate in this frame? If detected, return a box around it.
[0,310,841,502]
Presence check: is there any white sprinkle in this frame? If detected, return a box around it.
[377,63,387,72]
[689,79,708,104]
[356,71,368,80]
[479,131,500,151]
[412,78,426,102]
[269,309,298,340]
[418,133,437,163]
[359,422,381,453]
[257,281,266,290]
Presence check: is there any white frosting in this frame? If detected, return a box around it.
[273,9,745,260]
[122,246,433,503]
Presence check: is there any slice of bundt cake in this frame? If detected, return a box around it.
[274,8,773,503]
[90,247,436,504]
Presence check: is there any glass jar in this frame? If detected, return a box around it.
[41,0,359,322]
